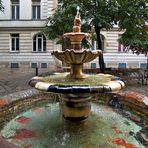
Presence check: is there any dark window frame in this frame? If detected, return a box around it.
[33,34,46,52]
[41,63,47,68]
[11,1,20,20]
[11,34,20,52]
[10,62,19,68]
[32,5,41,20]
[31,62,38,68]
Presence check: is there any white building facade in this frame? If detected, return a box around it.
[90,29,147,69]
[0,0,147,69]
[0,0,59,69]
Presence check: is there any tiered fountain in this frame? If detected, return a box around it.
[29,7,125,121]
[0,8,147,148]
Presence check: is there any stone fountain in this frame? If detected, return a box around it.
[29,7,125,121]
[0,8,147,148]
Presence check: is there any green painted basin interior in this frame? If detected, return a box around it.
[0,101,145,148]
[43,73,111,86]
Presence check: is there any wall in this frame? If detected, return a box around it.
[0,1,11,19]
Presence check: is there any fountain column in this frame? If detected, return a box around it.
[71,42,82,50]
[63,8,87,79]
[67,64,84,79]
[60,94,92,121]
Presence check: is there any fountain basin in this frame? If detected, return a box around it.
[52,50,102,79]
[0,92,147,148]
[29,73,125,120]
[63,32,89,43]
[52,49,102,64]
[29,73,124,93]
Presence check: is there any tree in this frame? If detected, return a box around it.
[117,1,148,55]
[43,6,73,51]
[44,0,148,72]
[0,0,4,12]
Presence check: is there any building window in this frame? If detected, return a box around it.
[11,63,19,68]
[33,34,46,52]
[118,43,126,52]
[11,0,19,20]
[41,63,47,68]
[140,63,147,69]
[32,4,40,19]
[118,63,126,68]
[31,63,38,68]
[11,34,19,52]
[118,35,126,52]
[90,63,96,68]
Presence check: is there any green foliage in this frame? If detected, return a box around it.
[44,0,148,55]
[117,0,148,55]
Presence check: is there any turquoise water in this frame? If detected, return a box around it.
[1,103,144,148]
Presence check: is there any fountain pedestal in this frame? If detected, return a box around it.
[67,64,85,79]
[60,94,92,120]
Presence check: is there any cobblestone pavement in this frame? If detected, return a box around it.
[0,68,148,97]
[0,68,53,97]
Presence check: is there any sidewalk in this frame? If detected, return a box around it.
[0,68,148,97]
[0,68,52,97]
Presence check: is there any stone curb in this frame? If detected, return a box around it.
[0,89,39,107]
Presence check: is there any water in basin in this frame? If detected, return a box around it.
[0,101,144,148]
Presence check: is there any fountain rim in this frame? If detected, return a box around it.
[63,32,89,36]
[29,76,125,94]
[51,49,102,54]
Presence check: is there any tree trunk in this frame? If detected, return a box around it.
[95,25,105,73]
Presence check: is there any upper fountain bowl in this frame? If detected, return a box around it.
[63,32,89,43]
[52,49,102,64]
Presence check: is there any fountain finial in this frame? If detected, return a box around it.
[76,6,80,14]
[73,6,81,32]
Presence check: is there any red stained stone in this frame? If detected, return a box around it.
[113,138,126,146]
[0,99,7,107]
[102,106,112,112]
[130,115,141,123]
[13,129,36,139]
[118,91,145,102]
[32,107,44,113]
[23,144,33,148]
[0,136,18,148]
[125,143,137,148]
[16,116,31,124]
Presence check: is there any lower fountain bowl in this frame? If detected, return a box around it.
[28,73,125,121]
[0,92,147,148]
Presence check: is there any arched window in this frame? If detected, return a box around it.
[33,34,46,52]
